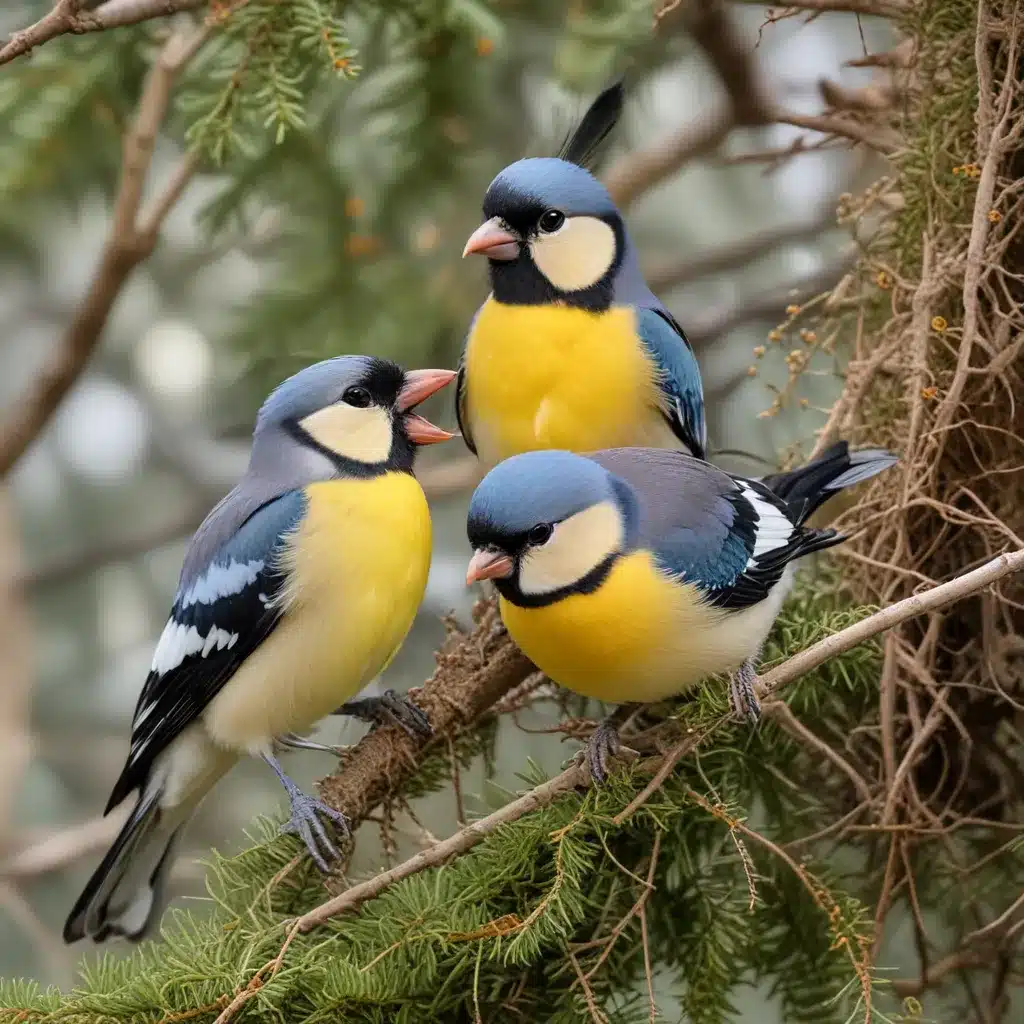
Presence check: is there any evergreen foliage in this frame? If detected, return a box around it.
[0,595,896,1023]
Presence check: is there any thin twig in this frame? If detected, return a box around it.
[0,0,206,68]
[297,763,588,931]
[0,21,209,474]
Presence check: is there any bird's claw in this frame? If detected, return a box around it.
[280,791,350,872]
[728,659,762,725]
[334,689,433,740]
[583,720,622,785]
[276,732,348,757]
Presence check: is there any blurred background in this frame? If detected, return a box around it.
[0,0,894,1003]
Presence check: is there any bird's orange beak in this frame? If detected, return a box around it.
[462,218,520,261]
[398,369,457,446]
[466,548,514,586]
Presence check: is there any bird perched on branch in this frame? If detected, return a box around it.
[456,81,707,470]
[64,356,456,944]
[465,442,896,781]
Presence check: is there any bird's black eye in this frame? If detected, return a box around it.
[538,209,565,234]
[342,386,372,408]
[527,523,553,546]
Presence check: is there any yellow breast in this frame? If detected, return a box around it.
[204,473,431,753]
[499,552,752,705]
[464,299,676,467]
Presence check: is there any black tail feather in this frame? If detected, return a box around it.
[761,442,898,525]
[63,789,165,944]
[557,80,626,170]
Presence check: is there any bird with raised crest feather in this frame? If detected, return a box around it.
[456,81,708,471]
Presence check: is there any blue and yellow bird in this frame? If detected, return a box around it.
[457,82,707,470]
[465,443,895,780]
[64,356,455,944]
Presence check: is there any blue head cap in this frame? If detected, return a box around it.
[468,450,620,548]
[254,355,405,434]
[483,158,617,223]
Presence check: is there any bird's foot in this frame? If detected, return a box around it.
[262,753,349,871]
[334,689,432,740]
[584,720,622,786]
[280,790,350,872]
[277,732,348,757]
[728,658,761,725]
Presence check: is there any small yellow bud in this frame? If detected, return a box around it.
[747,366,758,377]
[930,316,947,332]
[767,329,782,343]
[799,397,809,408]
[921,386,938,400]
[785,304,801,316]
[875,271,892,290]
[799,329,817,344]
[753,345,766,358]
[475,37,494,56]
[988,209,1002,223]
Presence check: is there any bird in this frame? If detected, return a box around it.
[456,81,707,471]
[464,442,896,782]
[63,355,456,944]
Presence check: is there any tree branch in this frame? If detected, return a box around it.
[0,0,206,68]
[19,455,479,593]
[645,215,837,293]
[316,602,534,825]
[298,763,589,931]
[0,21,208,476]
[604,114,733,209]
[297,551,1024,932]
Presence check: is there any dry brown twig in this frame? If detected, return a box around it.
[0,19,209,475]
[0,0,207,68]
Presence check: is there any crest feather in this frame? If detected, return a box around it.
[556,80,625,170]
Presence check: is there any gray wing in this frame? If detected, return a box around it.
[587,448,802,608]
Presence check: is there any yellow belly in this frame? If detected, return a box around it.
[463,299,680,467]
[499,552,764,704]
[204,474,431,752]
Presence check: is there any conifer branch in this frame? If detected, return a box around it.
[0,0,206,68]
[0,20,208,475]
[299,551,1024,932]
[298,763,591,932]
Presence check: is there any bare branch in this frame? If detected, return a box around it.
[0,22,208,475]
[740,0,909,15]
[758,550,1024,699]
[604,115,733,209]
[298,763,590,931]
[316,602,534,826]
[298,551,1024,932]
[19,455,479,593]
[1,809,128,880]
[0,0,206,68]
[646,215,837,293]
[775,109,900,153]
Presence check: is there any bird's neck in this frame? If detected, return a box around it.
[488,259,614,312]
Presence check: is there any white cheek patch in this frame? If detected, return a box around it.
[299,403,393,465]
[529,216,617,293]
[519,500,624,596]
[740,486,794,566]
